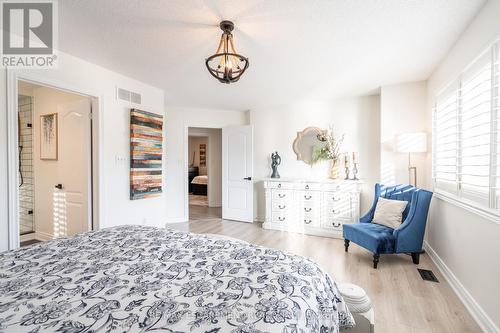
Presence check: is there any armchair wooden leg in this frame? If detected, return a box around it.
[411,252,420,265]
[344,239,350,252]
[373,253,380,269]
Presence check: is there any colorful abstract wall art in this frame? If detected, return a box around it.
[130,109,163,200]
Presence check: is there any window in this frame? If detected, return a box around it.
[433,41,499,214]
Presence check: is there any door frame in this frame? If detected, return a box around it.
[6,70,103,249]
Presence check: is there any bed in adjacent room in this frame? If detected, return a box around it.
[0,225,354,332]
[191,175,208,195]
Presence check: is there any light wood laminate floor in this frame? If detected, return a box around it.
[178,207,481,333]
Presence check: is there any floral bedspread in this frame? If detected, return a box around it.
[0,225,354,332]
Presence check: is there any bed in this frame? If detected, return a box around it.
[0,226,354,332]
[191,175,208,196]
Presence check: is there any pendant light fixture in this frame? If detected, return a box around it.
[206,20,249,84]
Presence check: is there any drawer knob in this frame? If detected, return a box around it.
[279,205,286,209]
[278,183,282,188]
[305,184,310,190]
[304,207,312,212]
[304,219,312,224]
[278,194,286,198]
[278,217,286,221]
[304,195,312,200]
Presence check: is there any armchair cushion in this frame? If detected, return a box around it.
[343,222,395,254]
[372,197,408,229]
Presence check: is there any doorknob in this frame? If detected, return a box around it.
[55,184,63,189]
[243,177,252,181]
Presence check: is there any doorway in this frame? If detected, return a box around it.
[187,127,222,221]
[17,80,94,246]
[185,125,254,223]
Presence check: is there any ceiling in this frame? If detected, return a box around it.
[59,0,486,111]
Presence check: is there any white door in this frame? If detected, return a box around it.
[222,125,253,222]
[55,99,92,237]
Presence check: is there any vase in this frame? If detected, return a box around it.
[329,159,340,179]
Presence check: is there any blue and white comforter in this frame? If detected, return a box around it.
[0,225,354,332]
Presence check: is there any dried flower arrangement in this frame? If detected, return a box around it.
[311,125,345,164]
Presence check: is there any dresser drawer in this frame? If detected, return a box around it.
[272,190,292,201]
[302,216,320,227]
[321,218,345,231]
[272,212,289,223]
[266,181,294,190]
[323,191,347,203]
[301,205,320,215]
[297,191,320,203]
[272,201,290,212]
[325,209,351,219]
[324,201,352,219]
[322,182,362,192]
[297,182,322,191]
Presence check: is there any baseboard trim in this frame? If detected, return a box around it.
[423,241,499,333]
[34,231,53,242]
[254,216,264,223]
[20,233,35,242]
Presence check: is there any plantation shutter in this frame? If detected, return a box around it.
[459,52,492,206]
[433,84,459,194]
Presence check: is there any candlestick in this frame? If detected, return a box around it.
[352,162,359,180]
[352,152,358,164]
[344,153,350,180]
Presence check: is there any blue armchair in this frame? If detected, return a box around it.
[343,183,433,268]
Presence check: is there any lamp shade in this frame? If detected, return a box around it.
[395,132,427,153]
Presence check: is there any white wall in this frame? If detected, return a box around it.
[380,81,428,186]
[426,1,500,331]
[189,128,223,207]
[250,96,381,221]
[165,107,247,222]
[0,51,166,250]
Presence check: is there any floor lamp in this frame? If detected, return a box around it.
[395,133,427,187]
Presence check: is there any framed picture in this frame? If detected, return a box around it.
[40,113,58,160]
[199,143,206,167]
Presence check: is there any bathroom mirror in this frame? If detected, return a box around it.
[292,127,327,164]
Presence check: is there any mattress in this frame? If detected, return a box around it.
[191,175,208,185]
[0,225,354,332]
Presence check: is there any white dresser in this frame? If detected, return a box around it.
[262,179,362,238]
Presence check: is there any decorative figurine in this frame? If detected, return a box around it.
[271,151,281,178]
